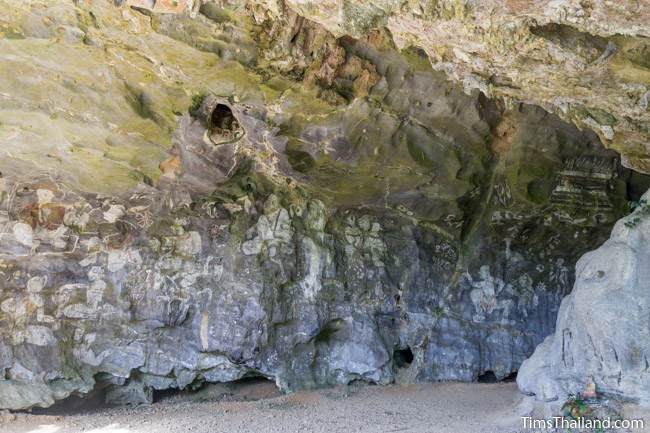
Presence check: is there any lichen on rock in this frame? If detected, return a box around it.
[0,0,649,411]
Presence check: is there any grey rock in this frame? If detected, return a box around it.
[518,189,650,405]
[105,378,153,406]
[0,380,56,410]
[0,99,640,409]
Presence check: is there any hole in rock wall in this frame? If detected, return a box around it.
[28,374,154,414]
[393,347,414,368]
[208,103,243,144]
[626,171,650,202]
[211,104,237,130]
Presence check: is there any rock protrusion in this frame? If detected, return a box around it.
[518,190,650,405]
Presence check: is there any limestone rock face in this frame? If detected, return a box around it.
[250,0,650,173]
[0,92,640,410]
[518,189,650,405]
[0,0,648,411]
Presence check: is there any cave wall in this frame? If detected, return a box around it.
[0,88,640,410]
[0,0,648,410]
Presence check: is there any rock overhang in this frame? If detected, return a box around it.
[1,0,650,411]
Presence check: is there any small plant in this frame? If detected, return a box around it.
[563,394,594,420]
[560,393,625,433]
[625,198,649,228]
[630,198,648,211]
[189,92,208,113]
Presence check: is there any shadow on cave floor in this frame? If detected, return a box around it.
[477,370,518,384]
[27,377,281,417]
[154,376,281,404]
[29,389,111,416]
[27,373,524,416]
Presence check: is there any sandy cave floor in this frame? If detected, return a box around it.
[2,381,650,433]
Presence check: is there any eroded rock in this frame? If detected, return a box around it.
[252,0,650,172]
[518,189,650,405]
[0,0,648,411]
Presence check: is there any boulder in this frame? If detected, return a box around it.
[518,189,650,405]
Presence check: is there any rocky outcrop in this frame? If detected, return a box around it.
[518,188,650,406]
[0,0,649,411]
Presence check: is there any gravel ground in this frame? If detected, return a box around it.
[1,381,528,433]
[2,381,649,433]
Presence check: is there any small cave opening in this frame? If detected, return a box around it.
[210,103,237,130]
[477,370,518,384]
[346,378,379,389]
[208,103,242,144]
[626,171,650,203]
[26,376,280,415]
[393,347,414,368]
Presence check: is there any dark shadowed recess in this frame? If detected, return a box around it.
[210,103,238,132]
[393,347,414,369]
[477,371,518,384]
[152,376,280,404]
[28,376,280,415]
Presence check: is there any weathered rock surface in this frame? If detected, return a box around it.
[248,0,650,173]
[518,188,650,405]
[0,91,642,410]
[0,0,648,411]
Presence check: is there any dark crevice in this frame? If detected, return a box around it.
[210,104,238,132]
[393,347,414,368]
[529,23,610,63]
[27,376,280,415]
[477,371,498,383]
[625,171,650,202]
[208,102,243,144]
[477,370,517,383]
[154,376,280,404]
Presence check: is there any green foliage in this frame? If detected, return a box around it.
[432,306,446,318]
[560,394,624,433]
[625,198,649,228]
[563,395,593,420]
[189,92,208,114]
